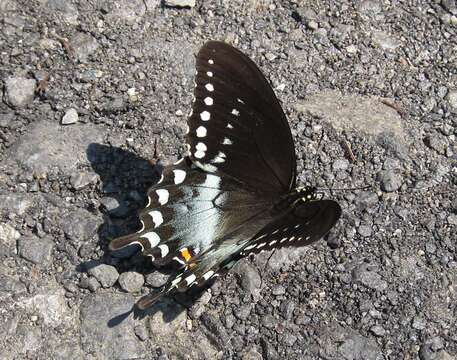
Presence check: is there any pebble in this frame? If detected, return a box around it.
[332,159,350,171]
[79,276,101,292]
[145,271,169,288]
[353,265,388,291]
[378,170,403,192]
[233,262,262,296]
[261,314,276,329]
[87,264,119,288]
[0,112,14,127]
[447,90,457,110]
[99,196,129,217]
[164,0,196,8]
[424,134,447,155]
[370,325,386,337]
[17,235,54,265]
[372,31,401,51]
[70,171,99,190]
[61,108,79,125]
[234,304,252,321]
[412,316,426,330]
[358,225,372,237]
[4,76,36,108]
[189,290,212,319]
[118,271,144,292]
[271,284,286,296]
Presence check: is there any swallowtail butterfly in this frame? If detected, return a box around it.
[110,41,341,309]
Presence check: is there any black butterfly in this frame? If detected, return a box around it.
[110,41,341,309]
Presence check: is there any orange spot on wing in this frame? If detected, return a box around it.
[180,248,192,262]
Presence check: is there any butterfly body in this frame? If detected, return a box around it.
[110,41,341,309]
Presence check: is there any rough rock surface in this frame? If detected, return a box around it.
[0,1,455,359]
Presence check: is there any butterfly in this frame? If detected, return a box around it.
[109,41,341,310]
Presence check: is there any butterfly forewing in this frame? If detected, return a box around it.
[186,41,296,194]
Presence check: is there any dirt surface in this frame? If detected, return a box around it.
[0,0,456,359]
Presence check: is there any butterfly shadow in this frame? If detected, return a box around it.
[82,143,208,325]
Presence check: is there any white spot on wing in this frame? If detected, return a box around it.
[146,196,151,208]
[208,59,214,64]
[195,150,205,159]
[200,111,211,121]
[149,211,163,228]
[205,83,214,92]
[245,244,255,250]
[289,236,296,242]
[231,109,239,116]
[173,256,185,265]
[237,98,245,104]
[174,158,184,165]
[185,274,196,285]
[280,237,287,243]
[171,276,182,286]
[173,169,186,184]
[207,71,213,77]
[222,137,233,145]
[212,151,226,164]
[269,240,277,246]
[196,126,207,137]
[141,232,160,248]
[227,123,234,129]
[204,97,213,106]
[196,142,207,152]
[155,189,169,205]
[257,243,266,249]
[136,220,145,233]
[158,244,169,257]
[195,161,217,172]
[203,270,214,280]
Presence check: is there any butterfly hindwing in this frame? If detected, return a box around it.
[240,199,342,256]
[186,41,296,194]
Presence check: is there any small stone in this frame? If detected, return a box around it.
[88,264,119,288]
[71,32,99,63]
[370,325,386,337]
[307,20,319,30]
[280,299,295,320]
[134,324,148,341]
[118,271,144,292]
[100,196,129,217]
[233,262,262,296]
[378,170,402,192]
[448,214,457,226]
[372,31,401,52]
[412,316,426,330]
[234,304,252,321]
[4,76,36,108]
[164,0,195,8]
[346,45,358,54]
[353,265,388,291]
[145,272,169,288]
[332,159,349,171]
[79,276,101,292]
[358,225,372,237]
[0,112,14,127]
[0,222,20,256]
[356,192,378,210]
[448,90,457,110]
[189,290,212,319]
[70,171,99,190]
[271,284,286,296]
[61,108,79,125]
[424,134,447,155]
[242,348,263,360]
[17,235,54,265]
[261,314,276,329]
[265,52,277,61]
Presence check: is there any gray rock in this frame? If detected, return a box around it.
[357,1,382,15]
[356,192,378,211]
[79,276,101,292]
[69,171,99,190]
[104,0,148,23]
[60,208,99,242]
[7,120,104,174]
[150,299,218,358]
[80,293,145,359]
[189,290,212,319]
[271,284,286,296]
[446,89,457,110]
[21,287,69,327]
[372,31,401,51]
[233,262,262,297]
[295,91,405,141]
[0,112,14,127]
[118,271,144,292]
[378,170,403,192]
[358,225,372,237]
[333,159,350,171]
[0,274,27,295]
[17,235,54,265]
[370,325,386,337]
[353,265,388,291]
[134,324,148,341]
[412,316,426,330]
[200,312,230,349]
[61,108,79,125]
[46,0,79,24]
[234,304,252,321]
[71,33,99,62]
[0,194,33,215]
[242,348,263,360]
[87,264,119,288]
[424,134,447,155]
[100,196,129,217]
[262,314,276,329]
[280,299,296,320]
[0,222,20,257]
[164,0,196,8]
[4,76,36,108]
[260,337,280,360]
[145,271,169,288]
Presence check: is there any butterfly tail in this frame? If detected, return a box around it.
[136,287,168,310]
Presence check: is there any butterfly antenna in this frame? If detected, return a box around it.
[312,128,325,178]
[317,184,373,192]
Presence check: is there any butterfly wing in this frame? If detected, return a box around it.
[109,157,273,267]
[186,41,296,194]
[239,199,342,256]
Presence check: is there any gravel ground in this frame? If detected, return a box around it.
[1,0,456,359]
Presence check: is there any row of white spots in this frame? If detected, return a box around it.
[155,189,169,205]
[227,123,234,129]
[204,97,213,106]
[173,169,186,184]
[231,109,239,116]
[205,83,214,92]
